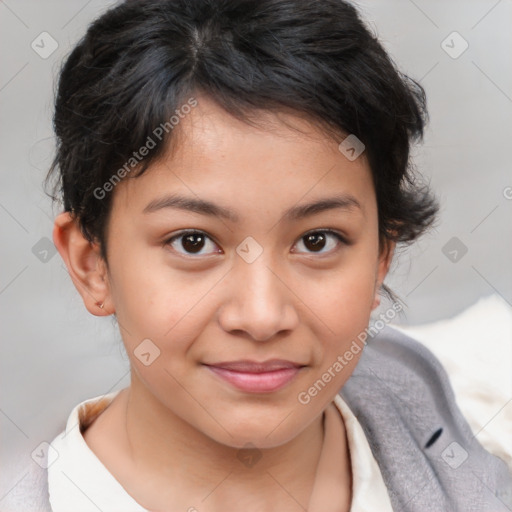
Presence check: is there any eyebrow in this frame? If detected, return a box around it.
[142,193,363,222]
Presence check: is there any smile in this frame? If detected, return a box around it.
[203,360,305,393]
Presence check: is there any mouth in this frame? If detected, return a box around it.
[203,359,306,393]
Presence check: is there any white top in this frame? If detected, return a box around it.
[48,391,393,512]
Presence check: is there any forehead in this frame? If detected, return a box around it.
[111,96,375,221]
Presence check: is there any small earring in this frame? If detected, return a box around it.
[97,302,104,309]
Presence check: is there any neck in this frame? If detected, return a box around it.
[105,373,351,511]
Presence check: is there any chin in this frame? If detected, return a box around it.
[204,414,310,451]
[221,432,296,451]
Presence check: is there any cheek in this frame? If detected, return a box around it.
[292,271,374,414]
[299,253,377,337]
[296,251,377,388]
[108,255,224,382]
[106,248,177,349]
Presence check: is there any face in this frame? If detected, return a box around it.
[96,96,392,449]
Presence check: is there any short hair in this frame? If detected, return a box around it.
[45,0,439,301]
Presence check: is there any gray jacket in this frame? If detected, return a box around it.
[3,326,512,511]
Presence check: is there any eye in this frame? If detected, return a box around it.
[164,230,222,257]
[164,228,347,258]
[293,229,346,255]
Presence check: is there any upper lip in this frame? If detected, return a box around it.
[204,359,305,373]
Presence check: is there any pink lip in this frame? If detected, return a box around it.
[204,359,304,393]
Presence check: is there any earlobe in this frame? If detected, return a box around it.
[53,211,113,316]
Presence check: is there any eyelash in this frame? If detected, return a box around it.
[163,229,348,258]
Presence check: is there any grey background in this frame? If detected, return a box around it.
[1,0,511,501]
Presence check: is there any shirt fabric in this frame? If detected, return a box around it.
[4,326,512,511]
[47,390,393,512]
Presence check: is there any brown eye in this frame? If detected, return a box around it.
[294,230,345,255]
[181,232,205,253]
[164,231,221,257]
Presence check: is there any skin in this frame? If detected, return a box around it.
[53,95,395,511]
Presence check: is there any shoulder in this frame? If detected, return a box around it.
[1,392,120,512]
[341,324,466,435]
[340,324,512,511]
[350,323,454,386]
[1,450,52,512]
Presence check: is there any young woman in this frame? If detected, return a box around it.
[19,0,512,510]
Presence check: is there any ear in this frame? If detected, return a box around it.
[371,238,396,310]
[53,211,113,316]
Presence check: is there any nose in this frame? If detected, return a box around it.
[217,254,299,342]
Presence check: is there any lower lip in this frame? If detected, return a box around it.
[205,366,302,393]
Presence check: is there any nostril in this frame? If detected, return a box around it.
[424,427,443,449]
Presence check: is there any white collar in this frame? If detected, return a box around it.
[48,390,392,512]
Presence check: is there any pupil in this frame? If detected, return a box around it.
[305,233,326,252]
[182,233,204,253]
[180,233,327,254]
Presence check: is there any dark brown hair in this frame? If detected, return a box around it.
[45,0,439,302]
